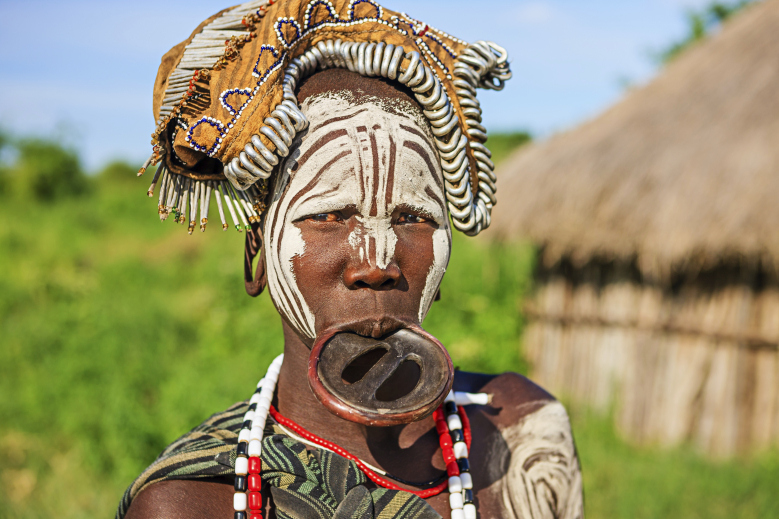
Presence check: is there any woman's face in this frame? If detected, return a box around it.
[263,92,451,341]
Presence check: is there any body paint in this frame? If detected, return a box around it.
[263,92,451,338]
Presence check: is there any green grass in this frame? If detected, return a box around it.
[1,143,778,518]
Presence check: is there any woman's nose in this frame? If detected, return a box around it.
[343,261,401,290]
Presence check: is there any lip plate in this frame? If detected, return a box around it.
[307,325,454,427]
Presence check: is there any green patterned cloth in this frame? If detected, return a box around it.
[116,402,440,519]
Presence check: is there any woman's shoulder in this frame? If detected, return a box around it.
[454,370,584,519]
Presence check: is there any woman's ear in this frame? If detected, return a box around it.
[244,222,267,297]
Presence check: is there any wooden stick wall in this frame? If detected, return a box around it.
[524,270,779,457]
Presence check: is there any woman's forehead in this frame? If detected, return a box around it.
[282,93,445,215]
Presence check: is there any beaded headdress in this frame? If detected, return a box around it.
[141,0,511,236]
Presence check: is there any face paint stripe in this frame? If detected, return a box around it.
[272,149,355,334]
[399,124,438,157]
[288,150,353,211]
[299,183,342,207]
[369,132,380,217]
[265,199,309,335]
[424,185,445,213]
[385,136,397,212]
[309,108,368,134]
[402,140,444,191]
[295,129,349,171]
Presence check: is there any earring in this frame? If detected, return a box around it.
[244,222,267,297]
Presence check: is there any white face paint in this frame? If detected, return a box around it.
[263,91,451,339]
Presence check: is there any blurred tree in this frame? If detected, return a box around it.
[97,160,141,186]
[659,1,755,63]
[6,138,88,201]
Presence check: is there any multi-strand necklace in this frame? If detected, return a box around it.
[232,353,486,519]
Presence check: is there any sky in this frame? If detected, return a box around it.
[0,0,709,170]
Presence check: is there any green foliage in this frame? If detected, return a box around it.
[485,132,532,165]
[1,137,88,201]
[96,160,142,186]
[0,135,777,519]
[571,408,779,519]
[659,1,755,63]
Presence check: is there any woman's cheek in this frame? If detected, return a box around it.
[394,226,437,293]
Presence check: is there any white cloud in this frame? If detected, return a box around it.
[513,1,555,24]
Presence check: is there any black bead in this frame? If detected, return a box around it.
[450,429,464,443]
[463,489,474,504]
[234,476,248,492]
[254,387,262,394]
[248,403,257,412]
[457,458,470,473]
[236,442,249,457]
[243,420,253,430]
[234,512,247,519]
[444,402,457,416]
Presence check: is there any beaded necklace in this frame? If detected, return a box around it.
[232,353,483,519]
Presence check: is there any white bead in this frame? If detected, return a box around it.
[250,426,264,442]
[256,378,265,388]
[265,370,280,385]
[250,393,262,405]
[447,415,463,431]
[243,410,255,423]
[445,390,455,403]
[449,492,464,509]
[453,442,469,459]
[448,476,462,493]
[463,503,477,519]
[256,402,270,420]
[238,429,251,443]
[233,492,247,511]
[460,472,473,489]
[248,440,262,457]
[260,386,275,399]
[450,509,465,519]
[454,392,490,406]
[235,457,248,475]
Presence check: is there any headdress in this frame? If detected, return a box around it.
[141,0,511,236]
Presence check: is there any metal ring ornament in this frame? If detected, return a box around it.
[218,37,510,237]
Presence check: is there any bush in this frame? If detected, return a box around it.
[96,160,141,187]
[6,138,88,201]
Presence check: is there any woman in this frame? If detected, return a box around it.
[121,1,583,518]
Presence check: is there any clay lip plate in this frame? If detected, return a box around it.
[308,326,454,427]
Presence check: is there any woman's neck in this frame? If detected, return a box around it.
[274,320,445,478]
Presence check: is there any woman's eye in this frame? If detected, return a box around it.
[308,213,341,222]
[397,213,428,224]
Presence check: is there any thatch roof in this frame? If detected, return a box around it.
[490,0,779,280]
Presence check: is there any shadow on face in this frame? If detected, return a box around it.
[263,70,452,341]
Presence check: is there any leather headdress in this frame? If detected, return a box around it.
[141,0,511,236]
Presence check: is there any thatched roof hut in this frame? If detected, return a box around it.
[491,0,779,457]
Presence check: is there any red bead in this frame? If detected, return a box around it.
[435,420,448,436]
[248,457,262,474]
[432,408,444,422]
[248,474,262,492]
[446,461,460,477]
[248,491,263,511]
[442,447,456,464]
[249,512,263,519]
[439,435,452,449]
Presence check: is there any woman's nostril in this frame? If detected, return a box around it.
[354,280,371,289]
